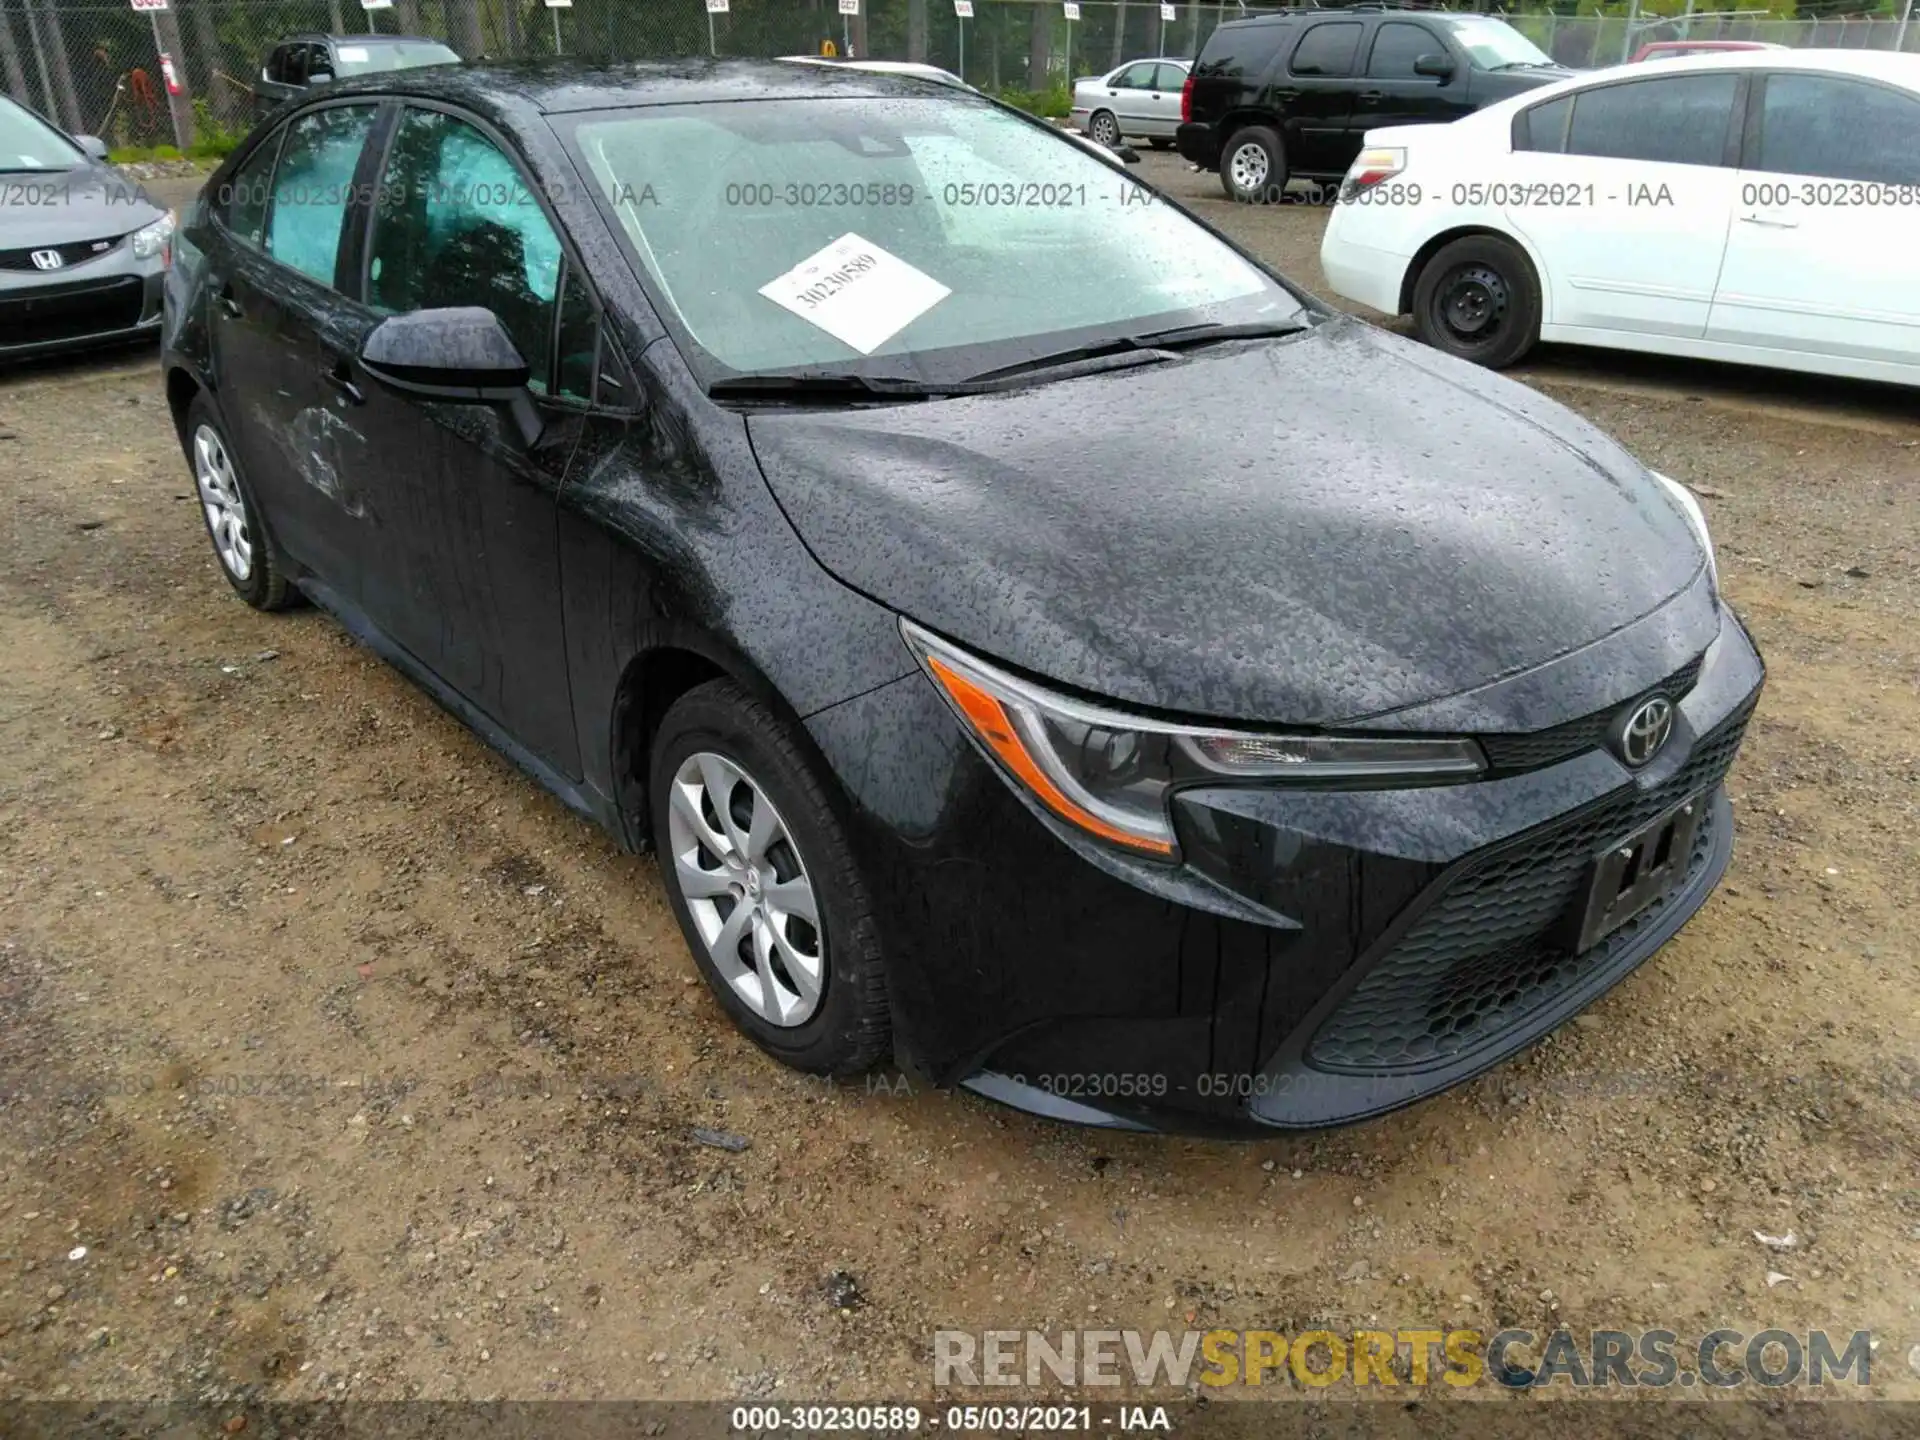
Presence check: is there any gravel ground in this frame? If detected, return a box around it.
[0,161,1916,1410]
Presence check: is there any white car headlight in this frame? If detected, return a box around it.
[903,619,1485,858]
[1651,470,1718,594]
[130,210,176,263]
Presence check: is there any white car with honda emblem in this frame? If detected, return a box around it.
[1319,49,1920,387]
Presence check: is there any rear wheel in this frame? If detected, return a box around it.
[1088,109,1120,147]
[1148,137,1174,150]
[1411,234,1542,369]
[1218,125,1286,204]
[650,678,890,1076]
[185,395,297,612]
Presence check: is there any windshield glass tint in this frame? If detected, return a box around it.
[1441,18,1553,68]
[0,96,81,171]
[333,42,460,75]
[565,97,1300,377]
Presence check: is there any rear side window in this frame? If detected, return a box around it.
[1291,22,1362,78]
[1564,74,1739,167]
[221,128,282,245]
[1112,61,1157,89]
[1195,21,1290,81]
[1367,23,1443,81]
[266,104,378,285]
[1753,73,1920,185]
[1514,94,1572,153]
[1151,63,1186,91]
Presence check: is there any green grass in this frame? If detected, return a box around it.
[993,82,1073,120]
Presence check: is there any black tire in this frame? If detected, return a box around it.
[1410,234,1542,370]
[1218,124,1286,204]
[183,394,298,612]
[649,677,890,1077]
[1088,110,1120,147]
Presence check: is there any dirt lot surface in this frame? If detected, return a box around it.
[0,160,1916,1412]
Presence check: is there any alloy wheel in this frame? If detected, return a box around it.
[666,750,825,1027]
[1090,111,1119,147]
[193,423,253,582]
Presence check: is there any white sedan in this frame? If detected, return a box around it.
[1319,49,1920,387]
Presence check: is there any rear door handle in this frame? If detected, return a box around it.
[1738,212,1798,230]
[322,359,365,406]
[1358,90,1383,103]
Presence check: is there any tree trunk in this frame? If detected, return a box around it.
[0,4,32,108]
[395,0,425,37]
[1027,0,1051,90]
[501,0,524,60]
[35,0,83,134]
[1110,0,1128,67]
[152,7,196,150]
[907,0,928,62]
[189,0,223,118]
[448,0,486,59]
[850,5,869,60]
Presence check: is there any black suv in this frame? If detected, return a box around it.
[1177,6,1570,202]
[254,34,460,120]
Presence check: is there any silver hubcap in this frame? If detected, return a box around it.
[667,751,825,1028]
[1091,112,1117,145]
[1228,140,1270,193]
[193,423,253,582]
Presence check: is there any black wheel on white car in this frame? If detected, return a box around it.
[1412,234,1542,370]
[1088,110,1120,147]
[184,394,297,612]
[649,677,890,1077]
[1218,125,1286,204]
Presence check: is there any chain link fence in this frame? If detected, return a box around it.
[3,0,1916,156]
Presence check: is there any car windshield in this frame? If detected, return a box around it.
[562,96,1306,382]
[1440,17,1555,69]
[0,96,82,172]
[332,41,460,75]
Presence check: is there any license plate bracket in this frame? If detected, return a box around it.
[1571,793,1703,953]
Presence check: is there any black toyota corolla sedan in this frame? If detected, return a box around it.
[161,59,1763,1135]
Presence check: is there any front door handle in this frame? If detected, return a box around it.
[1738,212,1799,230]
[1358,90,1383,103]
[216,285,243,319]
[322,359,365,406]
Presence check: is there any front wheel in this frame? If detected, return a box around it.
[185,395,297,611]
[649,678,890,1076]
[1410,234,1542,369]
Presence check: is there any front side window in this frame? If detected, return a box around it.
[0,94,84,171]
[1565,74,1739,168]
[222,127,283,244]
[266,104,377,285]
[367,107,564,391]
[565,96,1302,380]
[1754,73,1920,185]
[1367,22,1443,81]
[1291,23,1361,78]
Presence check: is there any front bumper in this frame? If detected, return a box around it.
[0,261,165,364]
[805,603,1764,1136]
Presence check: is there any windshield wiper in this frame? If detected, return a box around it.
[707,371,955,403]
[1492,61,1560,71]
[960,318,1311,385]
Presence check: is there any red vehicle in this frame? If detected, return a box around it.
[1629,39,1788,62]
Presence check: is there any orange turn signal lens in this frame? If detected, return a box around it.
[925,655,1176,858]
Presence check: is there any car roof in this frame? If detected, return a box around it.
[282,33,451,46]
[303,56,966,119]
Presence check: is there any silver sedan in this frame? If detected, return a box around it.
[1070,57,1189,148]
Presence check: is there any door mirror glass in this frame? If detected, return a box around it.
[1413,54,1456,79]
[360,306,530,396]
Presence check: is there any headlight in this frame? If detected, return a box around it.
[902,620,1485,859]
[130,210,176,263]
[1651,470,1717,594]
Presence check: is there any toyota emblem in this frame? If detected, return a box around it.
[1613,695,1675,768]
[30,249,64,271]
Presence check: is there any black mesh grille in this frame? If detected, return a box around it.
[1478,654,1705,774]
[0,276,145,346]
[1307,696,1752,1075]
[0,234,123,273]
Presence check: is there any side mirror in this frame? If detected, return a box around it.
[74,134,109,161]
[307,67,335,85]
[1413,54,1456,80]
[360,307,543,445]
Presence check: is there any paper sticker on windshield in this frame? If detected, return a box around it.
[338,46,369,62]
[758,233,950,355]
